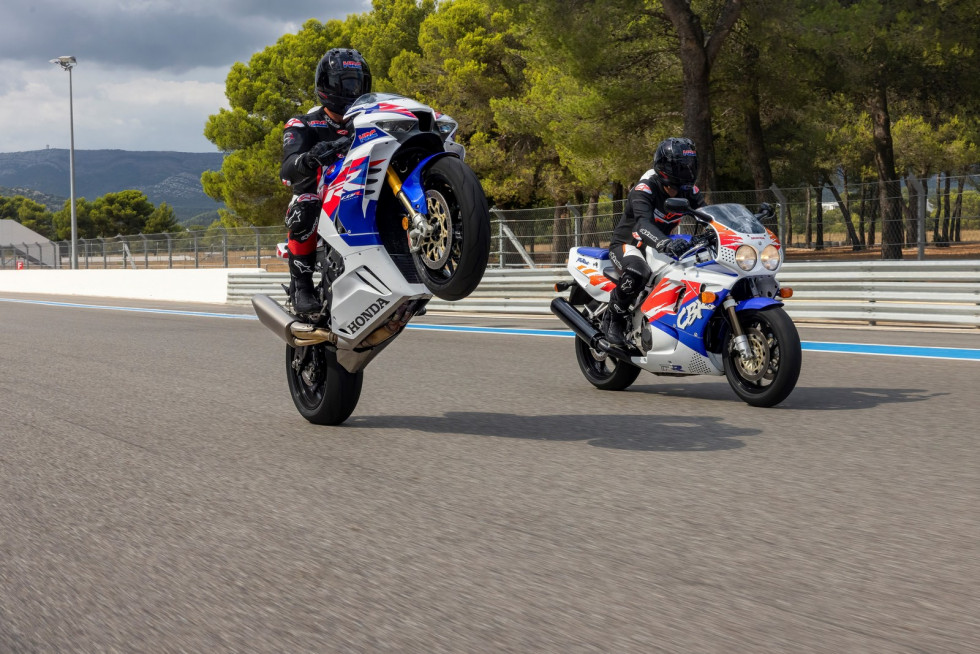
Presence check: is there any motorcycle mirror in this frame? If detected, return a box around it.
[758,202,775,217]
[664,197,691,213]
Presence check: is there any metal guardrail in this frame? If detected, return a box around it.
[228,260,980,327]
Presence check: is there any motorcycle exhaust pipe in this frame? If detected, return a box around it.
[251,294,338,347]
[550,297,628,360]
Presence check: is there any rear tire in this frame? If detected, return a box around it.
[286,344,363,425]
[413,156,491,301]
[723,307,801,407]
[574,333,641,391]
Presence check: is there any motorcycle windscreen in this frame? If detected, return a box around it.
[698,204,766,234]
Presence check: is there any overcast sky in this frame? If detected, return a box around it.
[0,0,370,153]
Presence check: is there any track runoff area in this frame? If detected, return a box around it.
[2,296,979,362]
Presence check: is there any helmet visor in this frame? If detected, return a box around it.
[677,164,696,184]
[675,155,698,187]
[329,70,369,99]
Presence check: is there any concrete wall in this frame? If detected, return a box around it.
[0,268,255,303]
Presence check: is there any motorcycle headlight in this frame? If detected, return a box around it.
[376,119,416,134]
[761,244,781,271]
[735,245,757,271]
[435,117,457,140]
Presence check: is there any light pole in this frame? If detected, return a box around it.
[50,55,78,270]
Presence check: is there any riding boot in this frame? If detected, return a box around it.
[602,281,635,346]
[602,305,629,347]
[288,251,322,314]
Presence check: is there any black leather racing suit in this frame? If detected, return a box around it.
[280,107,352,255]
[607,172,706,316]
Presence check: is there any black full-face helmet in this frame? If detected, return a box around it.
[653,137,699,189]
[315,48,372,115]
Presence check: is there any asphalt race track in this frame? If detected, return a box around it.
[1,294,978,653]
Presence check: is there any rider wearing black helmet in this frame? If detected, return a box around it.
[603,137,706,346]
[280,48,372,314]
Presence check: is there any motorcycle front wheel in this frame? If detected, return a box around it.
[286,343,363,425]
[723,307,801,407]
[414,156,491,301]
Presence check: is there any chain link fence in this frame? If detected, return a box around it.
[3,175,977,271]
[1,226,291,271]
[492,176,980,267]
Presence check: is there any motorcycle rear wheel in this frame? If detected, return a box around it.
[413,156,491,301]
[286,343,363,425]
[723,307,801,407]
[574,334,641,391]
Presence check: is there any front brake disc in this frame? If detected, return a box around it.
[418,189,453,269]
[733,328,771,382]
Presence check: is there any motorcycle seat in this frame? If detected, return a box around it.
[576,247,609,259]
[602,265,620,281]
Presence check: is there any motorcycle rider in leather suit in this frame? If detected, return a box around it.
[603,137,706,346]
[280,48,372,314]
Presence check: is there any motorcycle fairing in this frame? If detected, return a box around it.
[329,260,419,341]
[629,313,724,374]
[354,126,387,147]
[736,297,783,312]
[640,278,684,322]
[320,154,384,247]
[695,261,739,276]
[319,98,430,248]
[567,248,617,300]
[646,281,729,358]
[706,218,780,274]
[325,248,428,372]
[710,220,745,251]
[399,151,460,213]
[349,99,420,120]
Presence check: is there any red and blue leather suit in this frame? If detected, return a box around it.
[279,108,352,257]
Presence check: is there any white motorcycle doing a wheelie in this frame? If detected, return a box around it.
[253,93,491,425]
[551,198,801,407]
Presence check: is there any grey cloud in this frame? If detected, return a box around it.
[0,0,367,73]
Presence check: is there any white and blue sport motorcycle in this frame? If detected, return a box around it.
[551,199,801,407]
[253,93,490,424]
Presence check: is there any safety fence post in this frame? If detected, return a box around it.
[567,203,583,248]
[491,208,505,268]
[139,233,149,268]
[907,174,926,261]
[770,184,788,246]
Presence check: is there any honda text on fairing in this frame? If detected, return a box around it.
[551,199,802,407]
[253,93,491,424]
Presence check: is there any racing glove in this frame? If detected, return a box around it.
[662,238,691,258]
[301,137,351,170]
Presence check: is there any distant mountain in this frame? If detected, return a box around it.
[0,185,65,212]
[0,149,226,222]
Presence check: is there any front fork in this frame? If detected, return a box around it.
[723,296,754,360]
[386,168,430,251]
